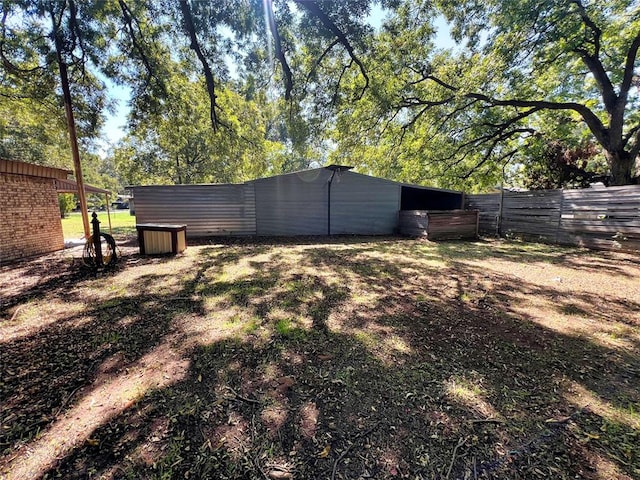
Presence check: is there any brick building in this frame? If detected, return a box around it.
[0,159,71,265]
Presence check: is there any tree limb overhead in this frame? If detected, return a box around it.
[178,0,219,131]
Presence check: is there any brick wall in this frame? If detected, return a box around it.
[0,173,65,265]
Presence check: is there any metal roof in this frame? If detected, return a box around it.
[54,178,111,195]
[398,182,463,195]
[128,166,464,196]
[0,158,71,179]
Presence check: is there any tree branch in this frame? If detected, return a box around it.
[423,73,459,92]
[410,72,609,149]
[481,106,542,129]
[294,0,369,99]
[436,120,536,175]
[397,96,453,108]
[397,97,454,134]
[0,6,45,76]
[628,128,640,160]
[425,98,481,140]
[464,92,609,148]
[178,0,219,131]
[570,0,617,114]
[67,0,87,75]
[331,60,352,105]
[304,38,339,87]
[264,0,293,100]
[571,0,602,55]
[460,142,521,180]
[623,124,640,146]
[117,0,164,93]
[620,30,640,105]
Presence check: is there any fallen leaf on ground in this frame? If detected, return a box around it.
[318,445,331,458]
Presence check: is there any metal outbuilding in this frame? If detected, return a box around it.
[130,166,464,237]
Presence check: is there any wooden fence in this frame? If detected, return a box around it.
[399,210,479,240]
[466,186,640,251]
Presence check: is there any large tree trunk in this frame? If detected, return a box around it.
[606,149,635,186]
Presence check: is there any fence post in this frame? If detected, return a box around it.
[475,210,480,238]
[91,212,103,267]
[554,189,565,245]
[497,187,505,237]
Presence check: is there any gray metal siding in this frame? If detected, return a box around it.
[131,168,461,238]
[330,172,401,234]
[252,169,401,236]
[252,169,330,235]
[132,184,256,237]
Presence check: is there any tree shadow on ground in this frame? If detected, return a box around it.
[1,238,639,480]
[0,248,175,312]
[432,238,640,277]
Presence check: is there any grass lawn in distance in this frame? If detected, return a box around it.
[61,210,136,239]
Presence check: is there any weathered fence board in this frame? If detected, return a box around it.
[399,210,479,240]
[466,185,640,251]
[465,194,501,235]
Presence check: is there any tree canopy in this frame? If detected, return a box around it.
[1,0,638,190]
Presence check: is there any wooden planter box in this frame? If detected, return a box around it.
[399,210,479,240]
[136,224,187,255]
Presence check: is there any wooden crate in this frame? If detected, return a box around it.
[399,210,479,240]
[136,224,187,255]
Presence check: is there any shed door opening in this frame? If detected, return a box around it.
[400,186,463,211]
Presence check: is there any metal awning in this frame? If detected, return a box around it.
[55,178,115,236]
[55,178,111,194]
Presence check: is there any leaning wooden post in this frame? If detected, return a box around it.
[52,13,90,239]
[105,193,113,236]
[91,212,103,267]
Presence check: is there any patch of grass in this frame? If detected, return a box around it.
[559,303,587,316]
[274,318,307,341]
[242,316,261,334]
[93,331,122,347]
[62,210,136,239]
[274,318,293,335]
[353,330,377,348]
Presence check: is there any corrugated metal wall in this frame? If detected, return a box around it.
[133,184,256,237]
[251,169,401,236]
[252,169,330,235]
[330,172,400,234]
[131,168,462,238]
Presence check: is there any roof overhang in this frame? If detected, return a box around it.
[55,178,111,195]
[325,164,354,172]
[399,183,463,195]
[1,158,71,179]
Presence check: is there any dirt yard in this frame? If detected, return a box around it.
[1,237,639,479]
